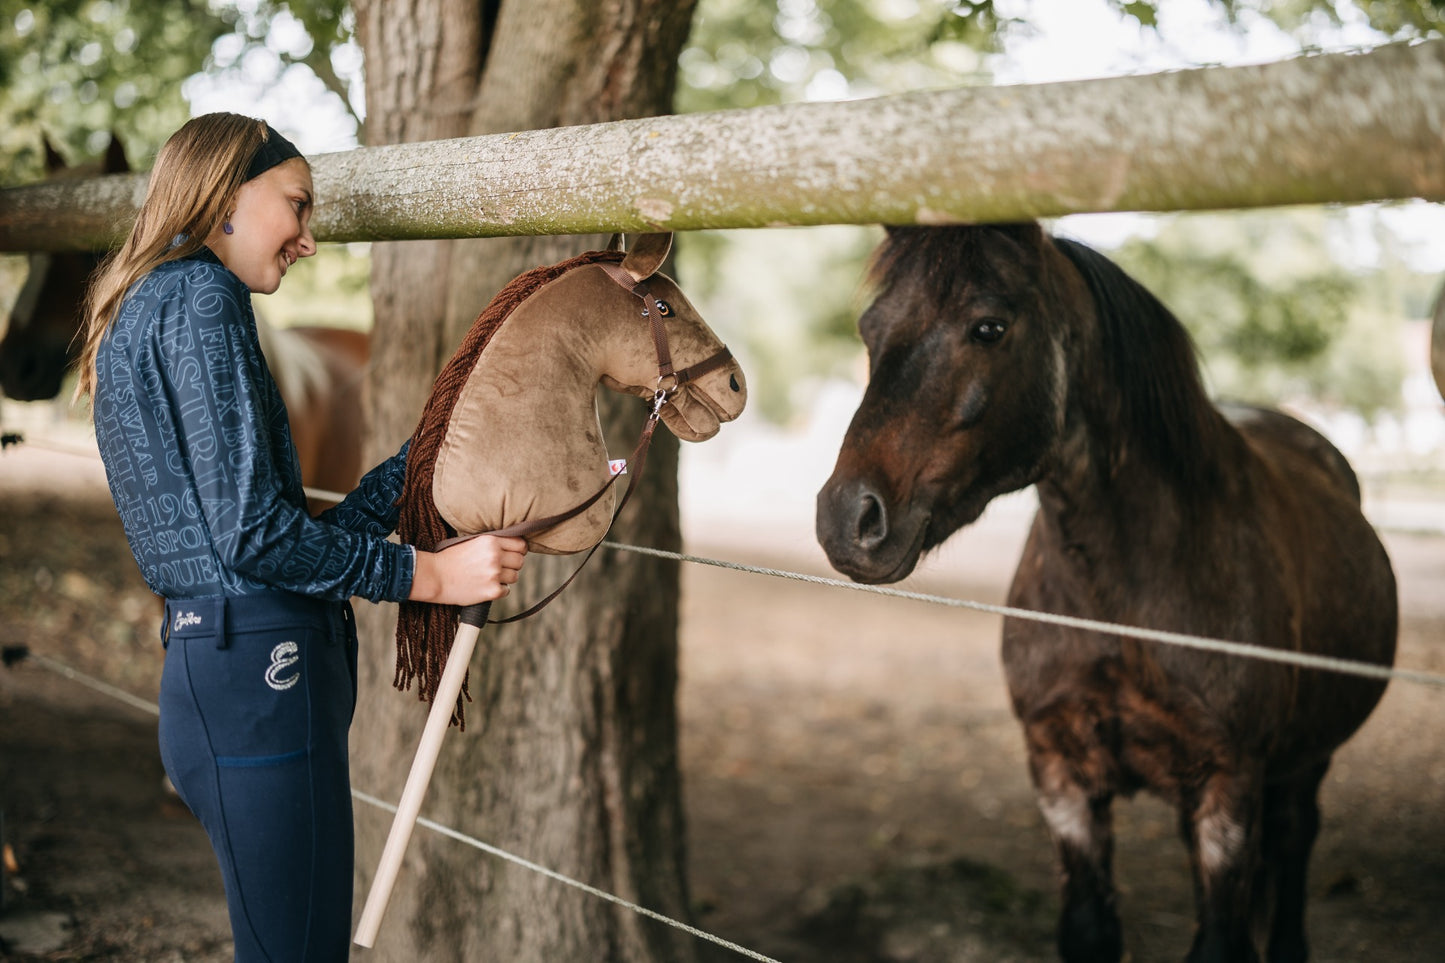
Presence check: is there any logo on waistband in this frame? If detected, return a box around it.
[173,611,204,632]
[265,641,300,692]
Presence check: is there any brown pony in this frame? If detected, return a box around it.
[0,136,368,509]
[816,223,1397,963]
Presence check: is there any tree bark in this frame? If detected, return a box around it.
[348,2,701,960]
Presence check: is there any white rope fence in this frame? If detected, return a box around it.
[6,429,1445,689]
[7,650,783,963]
[4,428,1443,961]
[602,543,1445,690]
[347,789,782,963]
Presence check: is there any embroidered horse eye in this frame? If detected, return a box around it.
[970,318,1007,344]
[655,300,672,317]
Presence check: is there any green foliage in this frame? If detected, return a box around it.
[1105,209,1412,419]
[677,0,1010,113]
[676,226,881,422]
[1220,0,1444,37]
[0,0,357,187]
[0,0,234,182]
[1105,0,1444,37]
[1110,218,1351,371]
[1116,2,1159,28]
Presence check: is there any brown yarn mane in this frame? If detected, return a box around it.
[394,247,626,728]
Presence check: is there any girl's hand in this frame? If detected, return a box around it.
[408,535,528,606]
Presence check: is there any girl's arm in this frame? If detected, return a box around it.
[315,440,410,536]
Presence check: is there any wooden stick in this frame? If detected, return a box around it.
[354,603,489,948]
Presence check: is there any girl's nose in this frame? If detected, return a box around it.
[297,225,317,258]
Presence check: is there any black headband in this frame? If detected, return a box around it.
[243,124,303,182]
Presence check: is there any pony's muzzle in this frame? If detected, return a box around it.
[817,477,890,575]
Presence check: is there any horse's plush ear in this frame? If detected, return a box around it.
[620,232,672,282]
[104,134,129,174]
[43,137,66,174]
[606,233,624,253]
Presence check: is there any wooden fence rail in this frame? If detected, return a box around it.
[2,40,1443,251]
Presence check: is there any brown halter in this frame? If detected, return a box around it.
[595,260,735,391]
[449,261,732,627]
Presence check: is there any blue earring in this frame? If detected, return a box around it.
[223,221,234,235]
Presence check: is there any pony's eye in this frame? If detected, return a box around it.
[655,299,672,317]
[970,318,1007,344]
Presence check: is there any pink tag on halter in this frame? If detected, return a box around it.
[608,459,627,477]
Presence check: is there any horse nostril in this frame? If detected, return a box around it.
[729,374,740,392]
[856,490,888,549]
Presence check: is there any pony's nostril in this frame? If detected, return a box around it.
[856,491,888,549]
[729,374,740,393]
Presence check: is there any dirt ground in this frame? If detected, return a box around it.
[1,438,1443,963]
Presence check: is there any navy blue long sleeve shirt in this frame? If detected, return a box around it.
[93,247,415,603]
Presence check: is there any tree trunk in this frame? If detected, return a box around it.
[349,2,701,960]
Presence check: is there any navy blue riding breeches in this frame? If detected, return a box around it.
[159,592,358,963]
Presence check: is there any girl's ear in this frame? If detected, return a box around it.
[620,233,672,282]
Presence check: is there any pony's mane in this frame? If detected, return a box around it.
[394,247,625,725]
[1051,235,1225,491]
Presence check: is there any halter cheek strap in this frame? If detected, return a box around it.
[596,261,734,392]
[444,259,734,627]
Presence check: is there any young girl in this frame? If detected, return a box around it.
[76,112,526,961]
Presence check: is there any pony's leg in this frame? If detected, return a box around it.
[1180,768,1265,963]
[1029,751,1123,963]
[1261,761,1329,963]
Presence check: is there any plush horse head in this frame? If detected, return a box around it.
[394,233,746,710]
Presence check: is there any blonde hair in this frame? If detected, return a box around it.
[75,113,278,404]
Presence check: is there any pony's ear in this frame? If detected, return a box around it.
[104,134,129,174]
[606,233,624,253]
[43,136,66,173]
[620,232,672,282]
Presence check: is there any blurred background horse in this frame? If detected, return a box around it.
[817,223,1397,963]
[0,136,369,510]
